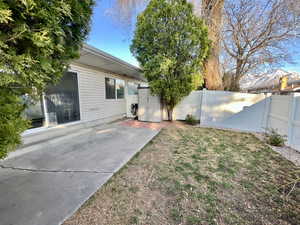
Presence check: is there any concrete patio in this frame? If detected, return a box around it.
[0,120,161,225]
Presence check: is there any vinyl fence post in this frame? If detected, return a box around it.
[199,89,206,125]
[287,93,297,147]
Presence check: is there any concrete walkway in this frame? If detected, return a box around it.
[0,120,160,225]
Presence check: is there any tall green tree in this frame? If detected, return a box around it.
[0,0,94,158]
[131,0,210,120]
[112,0,224,90]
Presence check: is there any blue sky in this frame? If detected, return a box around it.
[87,0,300,73]
[86,0,140,67]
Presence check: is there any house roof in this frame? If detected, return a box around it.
[247,79,300,93]
[74,43,144,81]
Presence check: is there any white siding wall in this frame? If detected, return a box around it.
[69,63,139,123]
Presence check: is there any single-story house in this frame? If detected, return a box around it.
[23,43,146,135]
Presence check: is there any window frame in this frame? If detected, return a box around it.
[105,77,125,100]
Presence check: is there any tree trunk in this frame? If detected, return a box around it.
[202,0,224,90]
[229,77,240,91]
[229,59,243,91]
[204,53,223,90]
[166,107,174,121]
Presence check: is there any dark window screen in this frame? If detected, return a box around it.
[105,77,116,99]
[45,72,80,124]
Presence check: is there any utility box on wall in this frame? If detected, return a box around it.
[138,87,162,122]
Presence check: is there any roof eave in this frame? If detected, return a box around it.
[79,43,145,81]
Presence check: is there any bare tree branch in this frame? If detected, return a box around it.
[222,0,300,91]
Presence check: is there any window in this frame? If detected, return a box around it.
[128,82,138,95]
[105,77,116,99]
[105,77,125,99]
[116,79,125,99]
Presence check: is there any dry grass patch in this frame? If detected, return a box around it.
[64,123,300,225]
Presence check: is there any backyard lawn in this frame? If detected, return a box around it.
[64,123,300,225]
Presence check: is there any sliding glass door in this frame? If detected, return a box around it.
[45,72,80,125]
[23,72,81,129]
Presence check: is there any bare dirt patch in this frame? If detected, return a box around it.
[64,122,300,225]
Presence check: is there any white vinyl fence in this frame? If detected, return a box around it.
[138,89,300,151]
[290,95,300,150]
[162,91,203,121]
[198,91,300,152]
[200,90,267,132]
[266,95,291,136]
[265,94,300,150]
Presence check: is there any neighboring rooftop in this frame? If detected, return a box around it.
[75,43,144,81]
[241,69,300,91]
